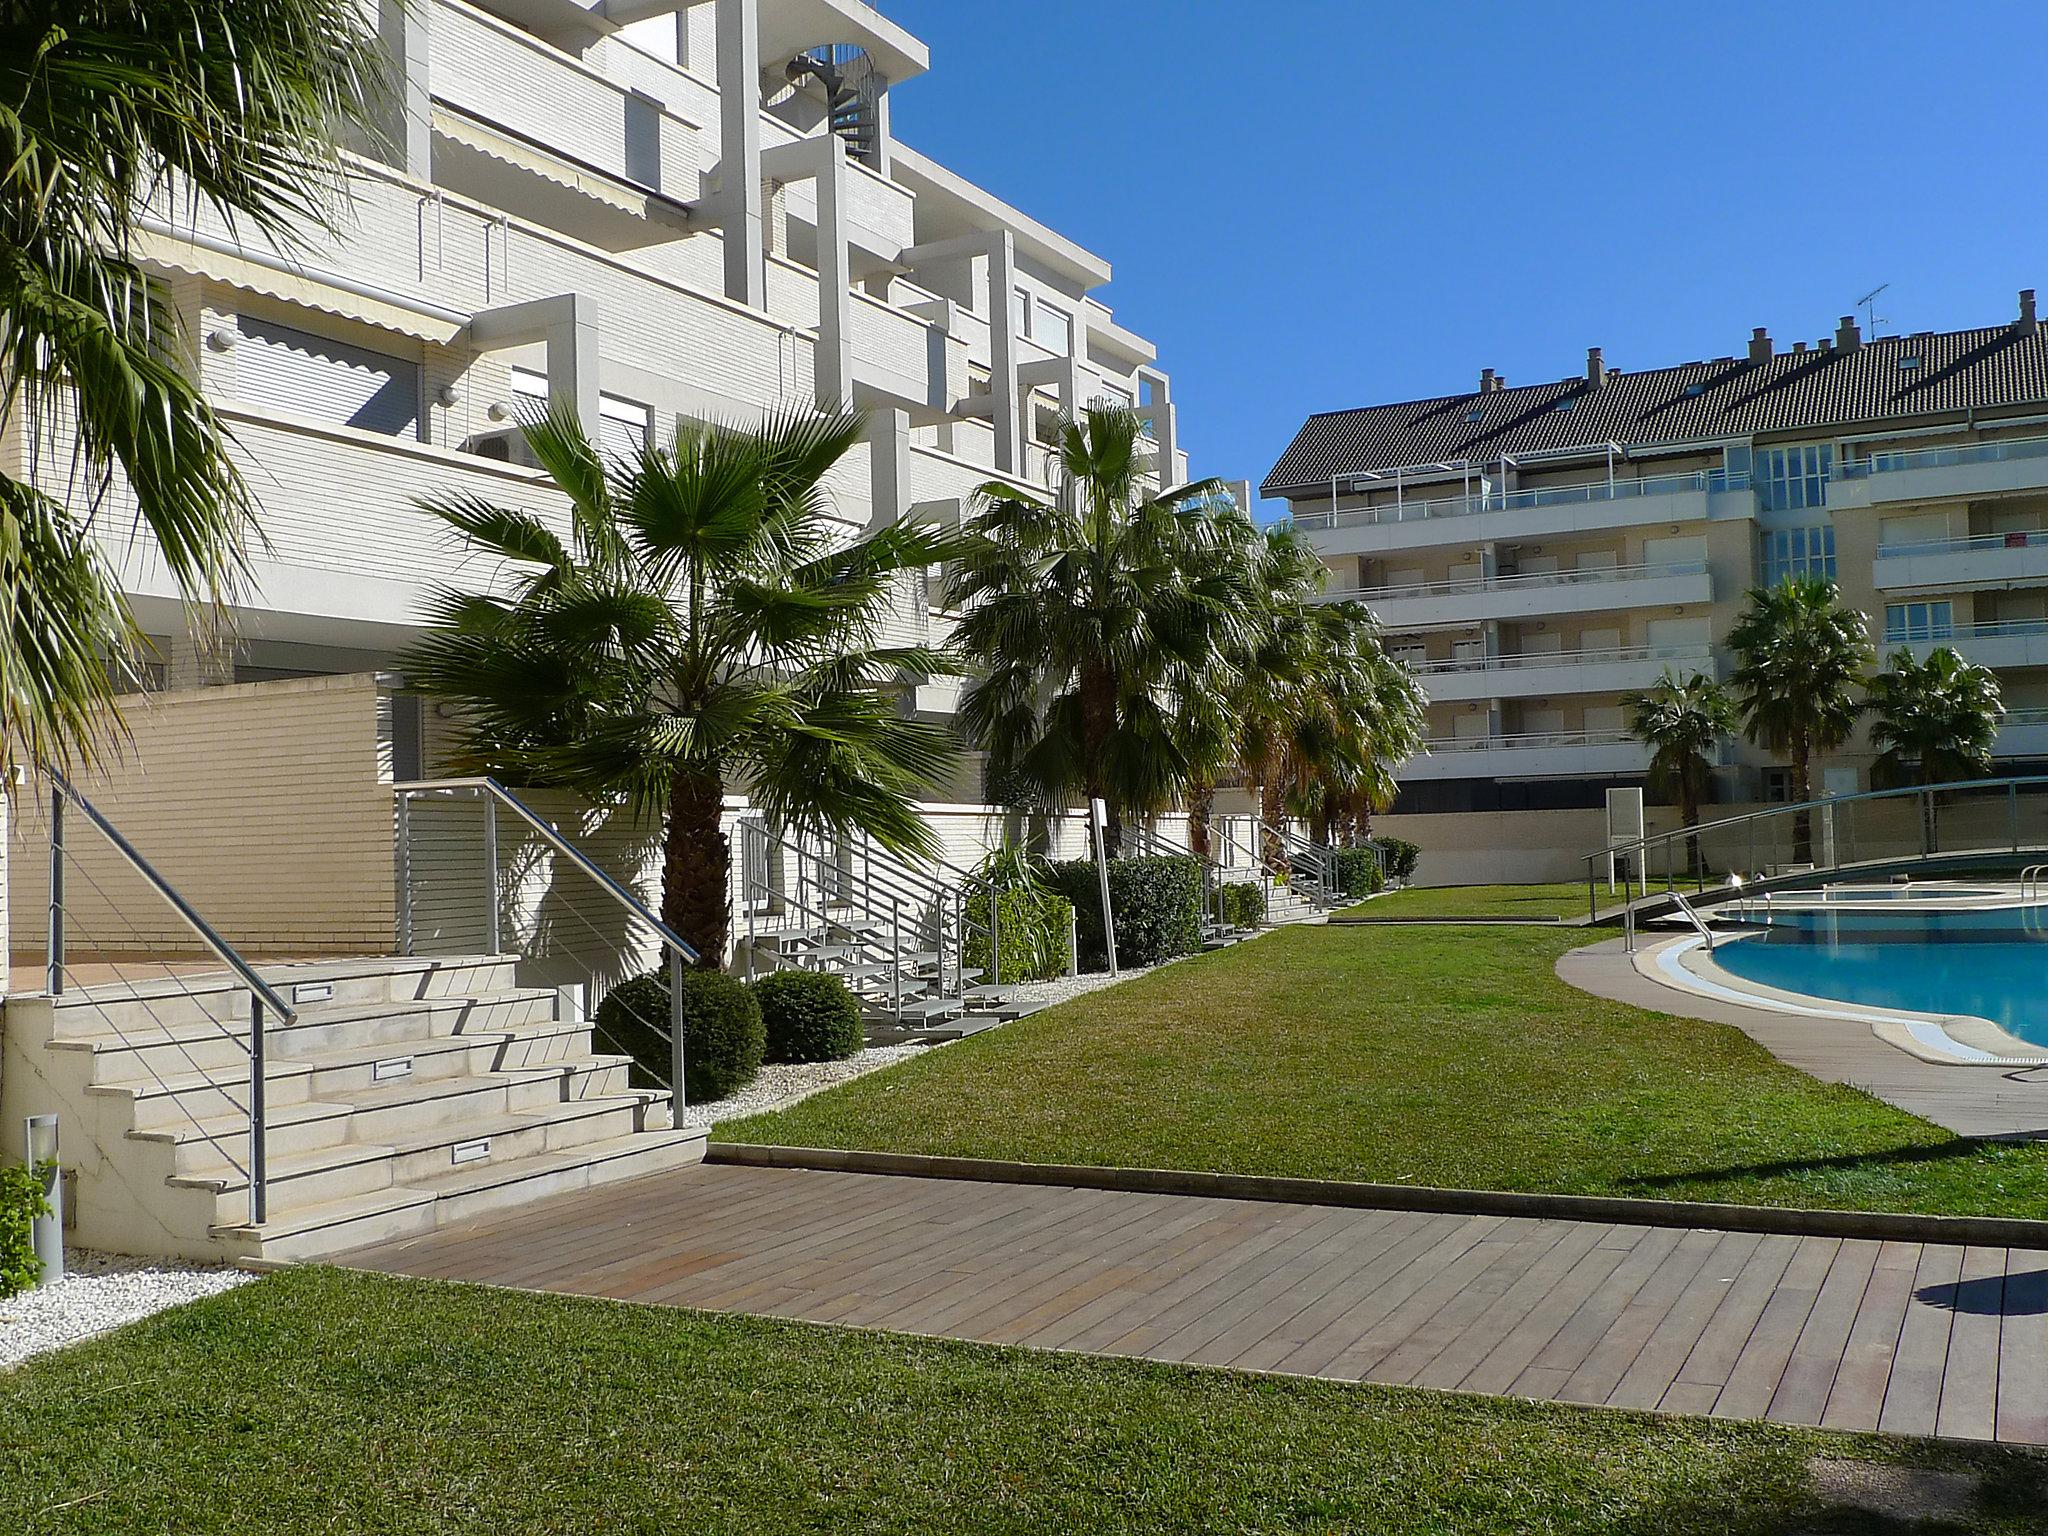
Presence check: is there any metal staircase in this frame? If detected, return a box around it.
[785,45,882,166]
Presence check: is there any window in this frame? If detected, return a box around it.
[233,316,420,437]
[1033,301,1072,355]
[511,366,549,408]
[1762,768,1794,803]
[1759,524,1836,586]
[1094,384,1132,411]
[623,92,662,189]
[1756,443,1833,511]
[1885,600,1954,644]
[1010,286,1030,338]
[599,393,651,458]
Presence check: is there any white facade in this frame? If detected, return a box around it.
[16,0,1190,729]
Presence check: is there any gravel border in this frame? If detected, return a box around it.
[677,1042,950,1128]
[1,1250,253,1370]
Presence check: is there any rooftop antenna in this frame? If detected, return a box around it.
[1855,282,1890,338]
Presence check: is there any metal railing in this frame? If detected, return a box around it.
[1886,617,2048,647]
[1326,558,1709,605]
[1405,643,1712,676]
[1840,432,2048,480]
[1582,772,2048,920]
[1876,528,2048,559]
[1291,469,1747,534]
[1426,727,1641,754]
[44,770,298,1226]
[394,778,697,1099]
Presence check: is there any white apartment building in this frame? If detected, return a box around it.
[55,0,1187,772]
[1265,295,2048,869]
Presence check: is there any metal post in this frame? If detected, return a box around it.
[1090,797,1119,977]
[890,895,903,1022]
[481,792,501,954]
[989,877,1001,986]
[1623,900,1636,954]
[25,1114,61,1286]
[1067,902,1079,978]
[2011,781,2021,852]
[668,945,687,1111]
[395,790,414,956]
[47,782,64,996]
[248,996,267,1227]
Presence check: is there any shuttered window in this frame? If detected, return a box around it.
[599,393,650,459]
[234,317,419,437]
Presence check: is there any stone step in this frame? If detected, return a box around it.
[45,955,520,1036]
[210,1126,708,1260]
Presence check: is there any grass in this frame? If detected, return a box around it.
[1345,881,1596,920]
[3,1266,2043,1534]
[726,912,2048,1218]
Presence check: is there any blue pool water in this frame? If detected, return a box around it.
[1711,912,2048,1047]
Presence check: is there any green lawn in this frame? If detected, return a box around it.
[3,1266,2042,1535]
[1346,880,1595,920]
[726,917,2048,1217]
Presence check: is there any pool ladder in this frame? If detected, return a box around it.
[2021,865,2048,933]
[1622,888,1716,953]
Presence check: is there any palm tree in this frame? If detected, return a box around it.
[402,407,958,965]
[1867,646,2004,789]
[1727,576,1874,863]
[1623,668,1738,876]
[0,1,379,972]
[946,405,1266,849]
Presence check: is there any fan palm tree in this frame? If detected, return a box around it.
[1727,576,1874,863]
[1867,646,2004,789]
[1,1,379,975]
[1623,668,1738,875]
[945,404,1267,850]
[401,406,959,965]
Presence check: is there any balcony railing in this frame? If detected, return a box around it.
[1424,728,1638,754]
[1875,528,2048,559]
[1405,642,1712,676]
[2003,708,2048,729]
[1884,618,2048,647]
[1292,469,1746,534]
[1840,432,2048,480]
[1331,558,1708,605]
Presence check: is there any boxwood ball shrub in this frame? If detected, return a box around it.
[1052,854,1203,971]
[594,968,764,1103]
[1331,847,1385,899]
[1216,880,1266,929]
[1,1160,51,1300]
[753,970,864,1064]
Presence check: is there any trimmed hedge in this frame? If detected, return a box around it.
[963,884,1075,983]
[1331,847,1385,899]
[753,970,864,1064]
[1,1160,50,1300]
[594,968,764,1103]
[1051,854,1203,972]
[1215,881,1266,930]
[1374,836,1420,882]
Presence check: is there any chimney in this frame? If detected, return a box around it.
[1748,327,1773,363]
[2021,288,2039,335]
[1835,314,1861,350]
[1586,346,1607,387]
[1479,367,1494,393]
[1792,340,1807,353]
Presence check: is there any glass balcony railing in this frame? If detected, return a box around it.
[1290,469,1746,534]
[1404,643,1712,676]
[1424,728,1639,754]
[1329,558,1709,604]
[1839,432,2048,480]
[1875,528,2048,559]
[1885,618,2048,647]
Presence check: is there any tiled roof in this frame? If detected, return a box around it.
[1262,317,2048,497]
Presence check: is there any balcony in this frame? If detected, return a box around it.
[1328,559,1713,627]
[1872,529,2048,592]
[1837,432,2048,507]
[1995,707,2048,759]
[1290,470,1746,557]
[1409,644,1716,702]
[1400,729,1654,781]
[1892,620,2048,671]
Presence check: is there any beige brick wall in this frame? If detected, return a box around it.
[8,674,397,965]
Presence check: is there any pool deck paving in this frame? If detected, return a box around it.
[1560,937,2048,1140]
[343,1160,2048,1446]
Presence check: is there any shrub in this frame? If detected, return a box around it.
[1331,847,1385,899]
[963,884,1075,982]
[594,968,764,1103]
[1051,854,1203,971]
[1373,836,1420,882]
[1,1161,51,1300]
[1215,881,1266,929]
[753,970,864,1064]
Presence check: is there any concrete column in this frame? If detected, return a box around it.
[376,0,432,178]
[866,407,909,531]
[714,0,764,309]
[468,295,602,437]
[870,90,894,177]
[814,146,852,409]
[1139,368,1177,483]
[987,233,1020,475]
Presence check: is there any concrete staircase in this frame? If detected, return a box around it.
[1,954,705,1262]
[738,916,1042,1042]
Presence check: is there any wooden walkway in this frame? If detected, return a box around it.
[343,1163,2048,1444]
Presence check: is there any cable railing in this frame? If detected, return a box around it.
[1582,772,2048,921]
[42,770,299,1227]
[394,778,697,1100]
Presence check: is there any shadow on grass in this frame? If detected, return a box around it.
[1614,1138,2028,1197]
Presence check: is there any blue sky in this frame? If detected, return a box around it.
[880,0,2048,516]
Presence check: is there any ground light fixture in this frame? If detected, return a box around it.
[24,1113,62,1286]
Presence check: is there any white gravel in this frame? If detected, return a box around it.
[677,1041,946,1128]
[1005,962,1159,1007]
[1,1249,253,1370]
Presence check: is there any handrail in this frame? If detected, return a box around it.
[1669,890,1716,951]
[47,769,297,1227]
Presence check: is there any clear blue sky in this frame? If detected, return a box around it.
[881,0,2048,516]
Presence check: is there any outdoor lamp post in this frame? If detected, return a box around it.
[25,1113,62,1286]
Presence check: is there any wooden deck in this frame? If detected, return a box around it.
[342,1162,2048,1444]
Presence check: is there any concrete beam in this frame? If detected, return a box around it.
[375,0,432,178]
[713,0,764,309]
[762,136,851,408]
[467,296,602,436]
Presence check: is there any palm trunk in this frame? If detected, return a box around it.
[1078,657,1119,855]
[1187,778,1214,860]
[1680,782,1702,880]
[1309,797,1333,848]
[1259,776,1290,879]
[662,767,729,968]
[1790,736,1814,866]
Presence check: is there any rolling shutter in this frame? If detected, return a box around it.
[234,316,420,437]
